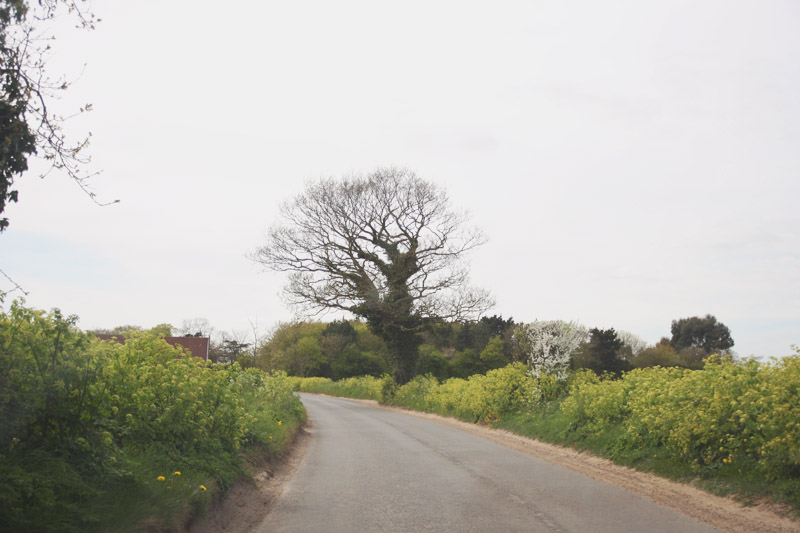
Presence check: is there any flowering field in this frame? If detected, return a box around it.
[296,354,800,510]
[0,302,305,532]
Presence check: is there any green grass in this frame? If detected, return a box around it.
[496,406,800,515]
[296,362,800,517]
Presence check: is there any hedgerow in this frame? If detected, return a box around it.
[0,301,305,532]
[295,352,800,509]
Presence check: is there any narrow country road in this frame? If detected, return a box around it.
[259,394,717,533]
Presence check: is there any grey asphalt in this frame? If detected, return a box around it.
[259,394,717,532]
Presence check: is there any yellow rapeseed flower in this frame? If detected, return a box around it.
[157,476,166,481]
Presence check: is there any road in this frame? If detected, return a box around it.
[259,394,717,532]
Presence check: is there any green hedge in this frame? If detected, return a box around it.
[0,301,305,532]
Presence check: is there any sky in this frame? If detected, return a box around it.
[1,0,798,358]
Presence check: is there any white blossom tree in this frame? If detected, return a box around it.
[514,320,588,379]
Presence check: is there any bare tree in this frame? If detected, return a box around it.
[252,168,492,382]
[616,330,648,359]
[1,0,115,233]
[176,317,214,338]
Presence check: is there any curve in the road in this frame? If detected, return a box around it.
[260,394,717,533]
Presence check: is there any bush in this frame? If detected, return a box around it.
[0,301,305,532]
[294,375,385,401]
[395,363,536,424]
[559,355,800,481]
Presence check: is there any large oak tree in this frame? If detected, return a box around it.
[253,168,492,382]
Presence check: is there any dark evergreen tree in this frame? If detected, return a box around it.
[575,328,631,376]
[669,315,734,354]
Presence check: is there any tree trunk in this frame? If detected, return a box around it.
[383,326,422,385]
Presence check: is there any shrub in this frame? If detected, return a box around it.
[0,301,305,532]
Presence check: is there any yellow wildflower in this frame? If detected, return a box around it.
[157,476,166,481]
[200,485,207,491]
[277,420,282,426]
[174,471,181,476]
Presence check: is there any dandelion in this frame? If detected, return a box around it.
[200,485,207,492]
[157,476,166,481]
[174,471,181,476]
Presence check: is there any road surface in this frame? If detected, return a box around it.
[259,394,717,532]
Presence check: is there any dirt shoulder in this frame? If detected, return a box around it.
[347,397,799,533]
[187,422,312,533]
[191,395,798,533]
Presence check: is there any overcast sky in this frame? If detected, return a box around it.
[1,0,798,358]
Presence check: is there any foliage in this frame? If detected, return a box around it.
[479,335,509,370]
[252,168,493,383]
[454,315,515,354]
[514,320,587,380]
[293,374,386,401]
[257,320,391,380]
[298,349,800,509]
[0,301,305,532]
[420,363,537,423]
[572,327,631,376]
[616,330,648,358]
[629,340,682,368]
[670,314,734,354]
[561,354,800,481]
[414,344,452,381]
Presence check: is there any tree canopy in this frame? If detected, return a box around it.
[253,168,492,382]
[573,327,631,375]
[670,314,734,355]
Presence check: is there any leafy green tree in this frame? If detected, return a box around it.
[278,336,326,377]
[322,320,358,344]
[415,344,451,381]
[669,314,734,354]
[256,321,327,374]
[479,335,509,370]
[455,315,515,354]
[87,324,143,335]
[330,345,388,380]
[253,168,492,383]
[451,348,483,378]
[148,323,174,337]
[421,320,457,350]
[630,340,681,368]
